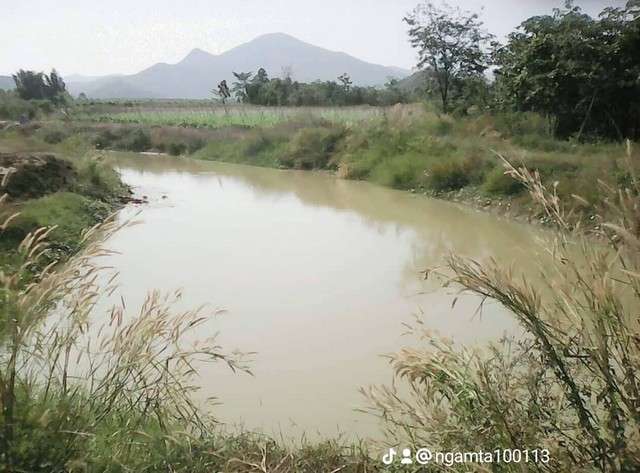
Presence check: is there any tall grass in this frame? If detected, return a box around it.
[363,143,640,471]
[0,169,253,470]
[0,170,378,471]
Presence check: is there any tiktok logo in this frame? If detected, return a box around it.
[382,448,397,465]
[382,447,414,465]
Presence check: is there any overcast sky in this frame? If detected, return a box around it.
[0,0,626,77]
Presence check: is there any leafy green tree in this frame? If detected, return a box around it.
[404,1,493,113]
[12,69,67,104]
[13,70,46,100]
[494,0,640,139]
[231,72,253,102]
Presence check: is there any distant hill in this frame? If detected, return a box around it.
[67,33,410,99]
[0,76,15,91]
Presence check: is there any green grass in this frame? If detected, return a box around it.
[74,104,385,129]
[7,192,110,249]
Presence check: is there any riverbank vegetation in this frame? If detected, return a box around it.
[0,145,128,274]
[6,105,629,225]
[1,0,640,471]
[364,142,640,471]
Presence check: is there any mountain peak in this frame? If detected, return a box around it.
[180,47,215,66]
[254,32,299,41]
[67,33,409,99]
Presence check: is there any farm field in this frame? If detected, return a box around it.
[74,103,387,128]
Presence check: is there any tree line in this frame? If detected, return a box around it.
[219,68,411,107]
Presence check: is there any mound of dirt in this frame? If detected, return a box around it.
[0,153,76,199]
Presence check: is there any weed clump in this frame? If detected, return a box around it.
[483,166,525,195]
[427,161,469,192]
[281,126,344,169]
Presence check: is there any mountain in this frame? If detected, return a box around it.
[68,33,410,99]
[0,76,15,91]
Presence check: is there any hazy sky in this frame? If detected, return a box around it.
[0,0,626,77]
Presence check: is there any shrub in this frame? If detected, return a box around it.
[370,154,428,189]
[281,126,344,169]
[92,129,118,149]
[167,141,187,156]
[0,91,38,120]
[483,166,525,195]
[73,158,127,201]
[186,138,206,154]
[427,161,470,192]
[42,129,68,144]
[120,128,152,152]
[493,111,553,138]
[424,116,454,136]
[512,134,575,153]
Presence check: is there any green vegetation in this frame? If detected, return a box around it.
[404,2,494,113]
[224,67,412,106]
[75,104,384,129]
[364,145,640,471]
[2,0,640,471]
[0,140,127,274]
[12,69,68,105]
[494,2,640,139]
[0,191,378,472]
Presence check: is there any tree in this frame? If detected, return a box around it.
[12,69,67,105]
[13,70,46,100]
[337,73,352,92]
[494,0,640,139]
[231,72,253,103]
[44,69,67,104]
[404,2,493,113]
[212,80,231,107]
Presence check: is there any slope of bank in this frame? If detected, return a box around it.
[23,105,631,228]
[0,141,129,272]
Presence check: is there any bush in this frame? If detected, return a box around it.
[42,129,68,144]
[92,129,118,149]
[92,128,152,152]
[370,154,428,189]
[167,141,187,156]
[483,166,525,195]
[120,129,152,152]
[493,111,553,138]
[281,126,344,169]
[512,134,575,153]
[186,138,206,154]
[0,90,38,120]
[427,161,470,192]
[73,158,127,201]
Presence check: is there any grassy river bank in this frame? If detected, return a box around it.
[1,107,639,471]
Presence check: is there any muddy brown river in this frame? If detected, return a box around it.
[97,153,544,441]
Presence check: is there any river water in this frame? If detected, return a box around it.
[98,153,543,441]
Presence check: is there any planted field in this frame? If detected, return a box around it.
[74,104,385,128]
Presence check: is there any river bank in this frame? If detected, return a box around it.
[1,118,639,472]
[4,107,632,232]
[0,146,129,273]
